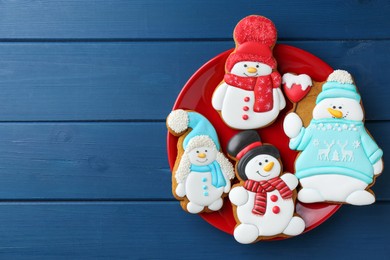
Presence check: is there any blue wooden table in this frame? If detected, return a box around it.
[0,1,389,259]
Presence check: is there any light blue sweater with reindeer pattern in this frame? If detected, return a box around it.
[290,118,382,184]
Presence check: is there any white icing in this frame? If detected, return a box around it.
[216,152,235,180]
[327,70,353,84]
[185,171,224,213]
[282,216,306,236]
[297,188,324,203]
[208,198,224,211]
[176,147,234,183]
[283,112,303,138]
[373,158,384,175]
[345,190,375,205]
[212,82,228,111]
[244,154,281,182]
[175,141,235,213]
[233,223,259,244]
[313,98,364,121]
[175,153,192,184]
[188,146,217,166]
[230,61,272,77]
[234,190,303,239]
[216,87,284,129]
[185,135,216,153]
[280,173,299,190]
[175,183,186,197]
[229,186,249,206]
[230,154,304,243]
[337,141,354,162]
[282,73,312,91]
[167,109,189,134]
[298,174,369,203]
[317,141,335,161]
[187,202,205,214]
[175,139,215,183]
[276,87,286,110]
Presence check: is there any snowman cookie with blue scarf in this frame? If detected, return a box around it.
[284,70,384,205]
[167,109,235,214]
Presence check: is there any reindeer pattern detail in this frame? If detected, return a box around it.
[338,141,354,162]
[317,141,335,161]
[316,140,355,162]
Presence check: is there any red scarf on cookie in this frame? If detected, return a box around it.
[224,71,281,112]
[244,177,292,216]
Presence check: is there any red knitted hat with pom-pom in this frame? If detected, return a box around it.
[226,15,277,72]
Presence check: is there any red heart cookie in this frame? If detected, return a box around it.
[282,73,312,103]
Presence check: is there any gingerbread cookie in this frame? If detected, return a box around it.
[212,15,286,130]
[282,73,312,103]
[283,70,383,205]
[227,130,305,244]
[166,109,235,213]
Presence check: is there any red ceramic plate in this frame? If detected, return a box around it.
[167,44,341,237]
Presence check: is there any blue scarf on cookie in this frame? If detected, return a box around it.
[190,161,226,188]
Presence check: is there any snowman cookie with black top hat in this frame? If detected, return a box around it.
[227,130,305,244]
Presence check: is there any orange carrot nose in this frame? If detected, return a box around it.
[247,67,257,73]
[263,162,274,172]
[198,153,206,158]
[327,108,343,118]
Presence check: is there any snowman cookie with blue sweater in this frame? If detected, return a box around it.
[284,70,383,205]
[167,110,235,213]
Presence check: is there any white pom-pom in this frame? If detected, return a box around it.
[167,109,189,134]
[327,70,353,84]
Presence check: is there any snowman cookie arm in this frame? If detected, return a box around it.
[373,159,384,176]
[280,173,299,190]
[359,128,383,174]
[283,113,312,151]
[175,182,186,197]
[212,82,228,111]
[223,180,231,193]
[271,71,285,110]
[289,125,313,152]
[276,87,286,110]
[283,112,303,139]
[229,186,249,206]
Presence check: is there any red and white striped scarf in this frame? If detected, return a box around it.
[244,177,292,215]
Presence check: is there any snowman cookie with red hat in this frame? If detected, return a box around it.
[212,15,286,130]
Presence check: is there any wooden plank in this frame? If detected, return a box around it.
[0,122,171,200]
[0,1,389,39]
[0,41,388,121]
[0,201,387,258]
[0,122,387,200]
[0,42,227,121]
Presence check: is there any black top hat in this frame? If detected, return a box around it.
[227,130,280,180]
